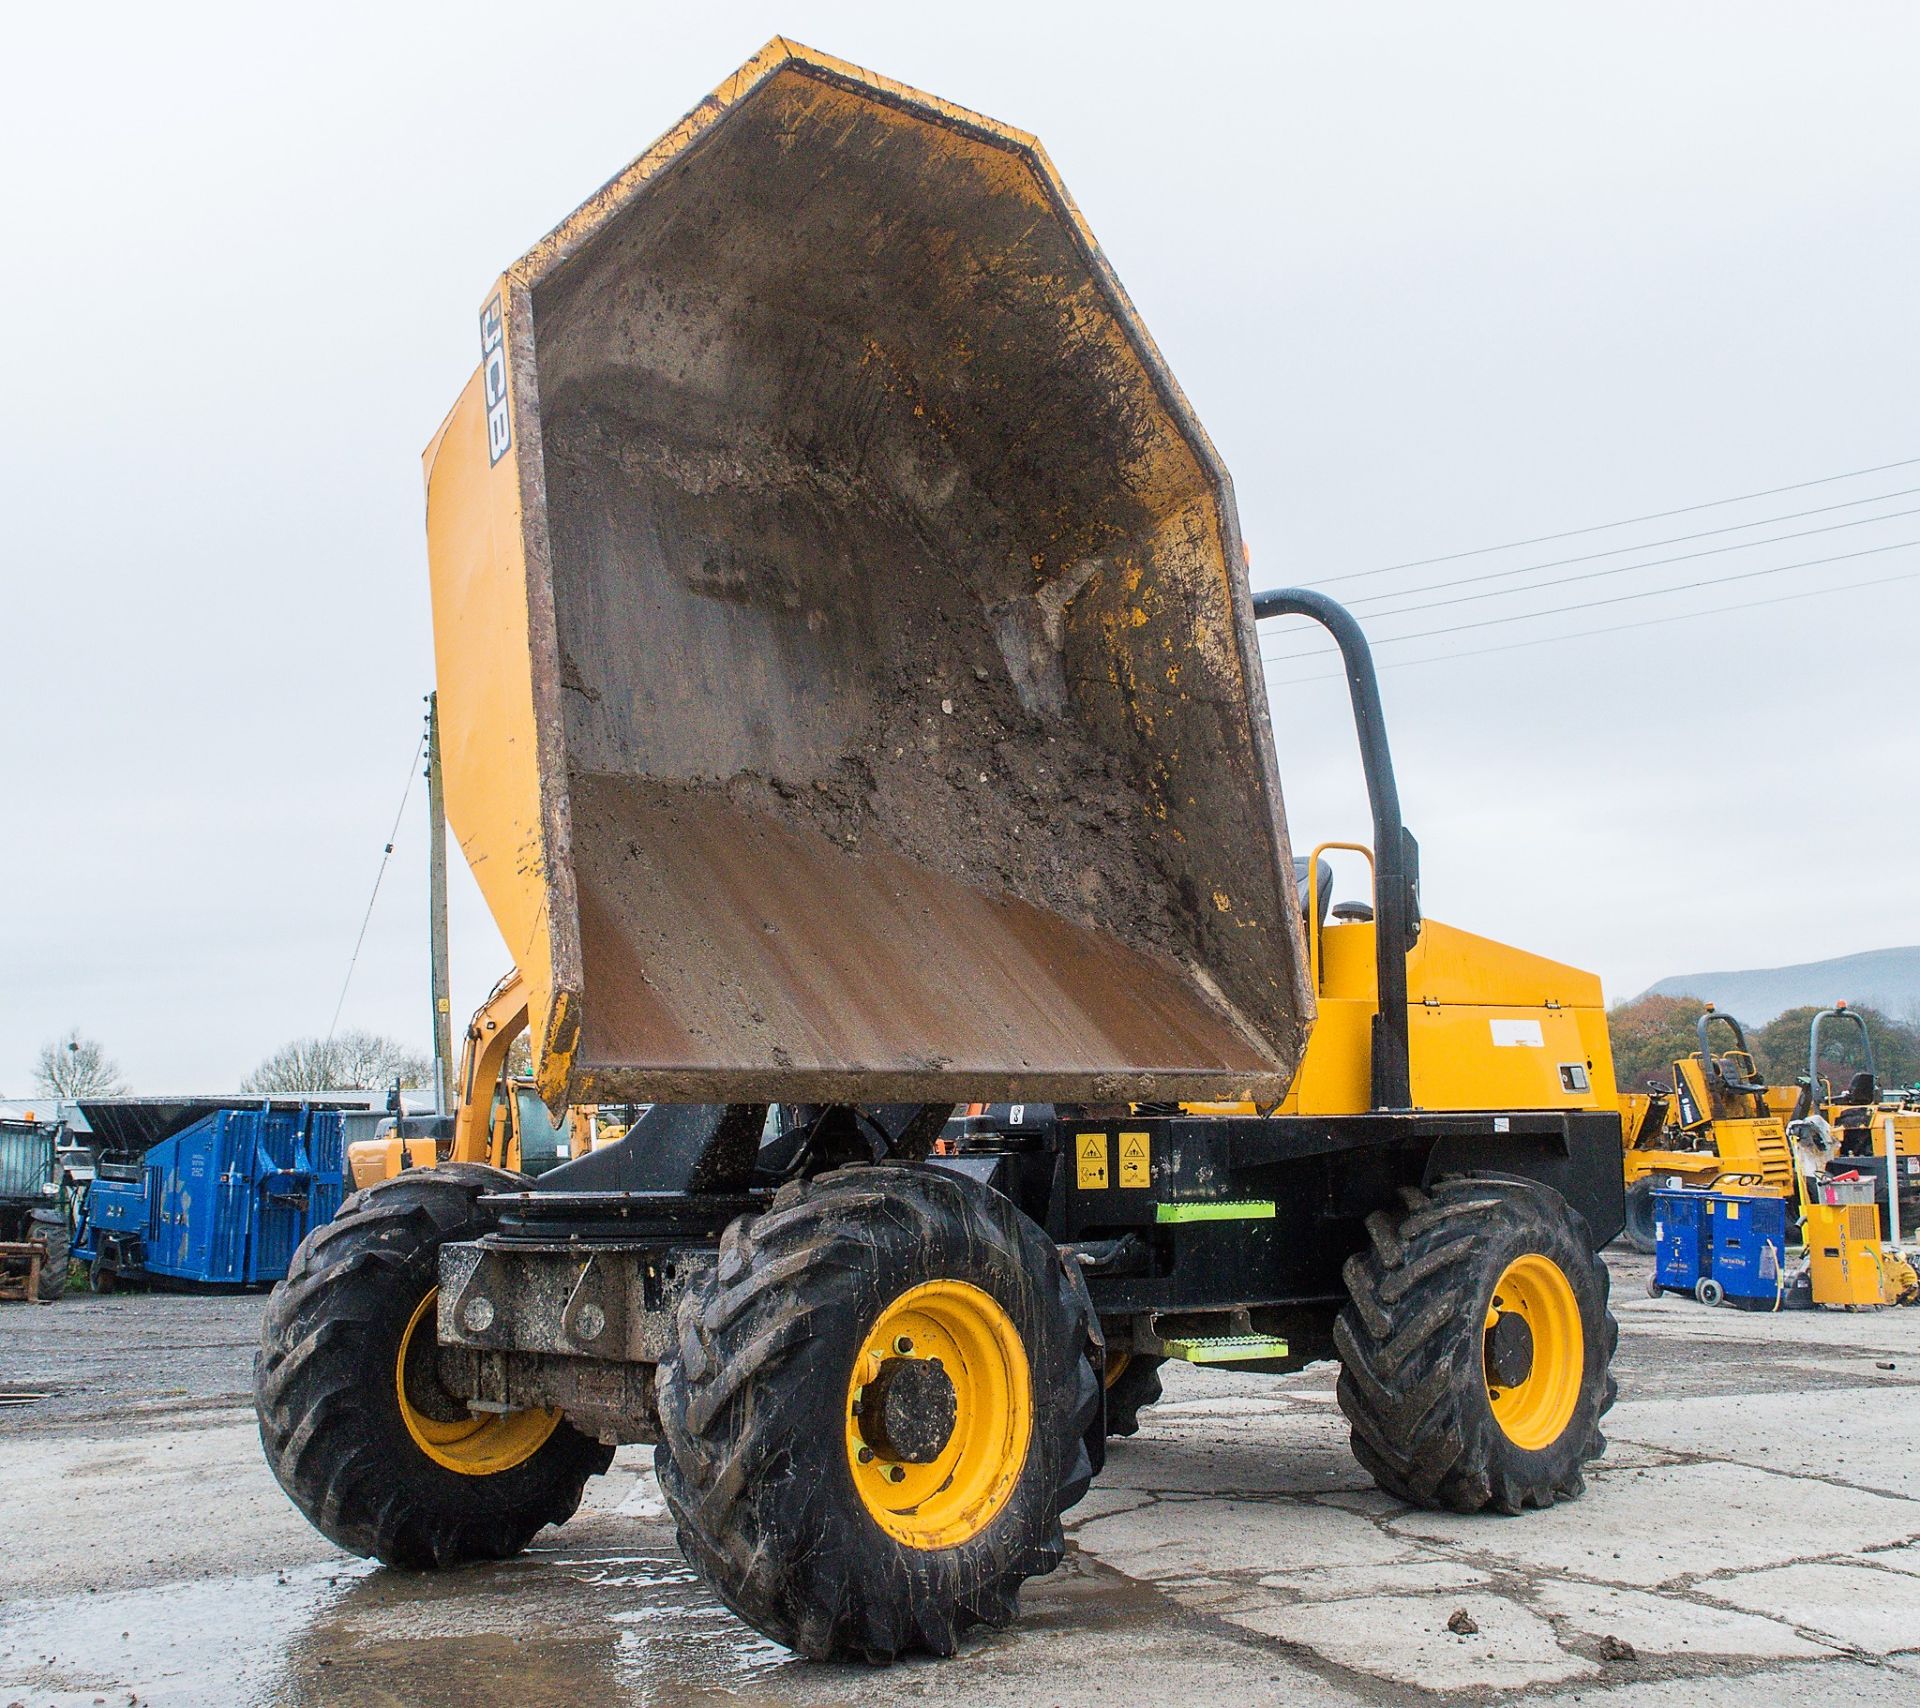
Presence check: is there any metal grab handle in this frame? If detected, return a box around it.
[1252,588,1419,1111]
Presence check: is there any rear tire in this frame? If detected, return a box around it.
[1103,1352,1165,1437]
[26,1208,68,1300]
[1334,1177,1616,1514]
[1621,1179,1659,1255]
[656,1164,1098,1662]
[255,1163,612,1567]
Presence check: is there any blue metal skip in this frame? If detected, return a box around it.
[76,1103,345,1287]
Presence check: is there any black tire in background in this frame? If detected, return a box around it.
[1103,1353,1165,1437]
[1621,1178,1659,1254]
[1335,1177,1617,1515]
[656,1164,1099,1663]
[255,1163,612,1567]
[26,1207,68,1300]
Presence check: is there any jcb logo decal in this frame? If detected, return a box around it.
[481,296,511,465]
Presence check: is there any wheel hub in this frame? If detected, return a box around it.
[1484,1310,1535,1389]
[844,1279,1033,1549]
[856,1355,959,1464]
[1482,1253,1584,1451]
[395,1290,562,1475]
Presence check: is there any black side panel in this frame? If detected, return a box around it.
[532,1104,768,1194]
[1423,1112,1626,1249]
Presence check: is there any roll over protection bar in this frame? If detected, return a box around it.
[1252,589,1420,1111]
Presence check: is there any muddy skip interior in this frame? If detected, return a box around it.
[523,63,1307,1100]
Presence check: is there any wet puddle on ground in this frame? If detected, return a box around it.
[0,1543,804,1707]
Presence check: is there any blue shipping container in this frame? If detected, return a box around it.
[76,1103,345,1287]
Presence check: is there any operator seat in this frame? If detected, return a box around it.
[1835,1069,1878,1154]
[1293,856,1334,927]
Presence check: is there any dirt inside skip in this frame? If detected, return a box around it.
[543,409,1195,972]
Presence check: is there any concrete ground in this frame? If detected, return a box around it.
[5,1252,1920,1705]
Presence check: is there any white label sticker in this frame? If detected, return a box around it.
[481,296,511,465]
[1490,1018,1545,1048]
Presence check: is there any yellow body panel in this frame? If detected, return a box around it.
[1804,1202,1888,1306]
[423,371,578,1104]
[1834,1106,1920,1159]
[1277,918,1616,1116]
[347,1135,439,1193]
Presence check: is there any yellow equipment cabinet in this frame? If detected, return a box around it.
[257,41,1625,1666]
[1803,1198,1888,1308]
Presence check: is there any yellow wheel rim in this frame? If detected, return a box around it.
[1483,1254,1583,1451]
[396,1290,562,1475]
[1103,1351,1131,1389]
[845,1280,1031,1550]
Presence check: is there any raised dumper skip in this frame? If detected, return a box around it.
[254,39,1626,1664]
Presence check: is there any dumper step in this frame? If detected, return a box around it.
[1159,1334,1292,1364]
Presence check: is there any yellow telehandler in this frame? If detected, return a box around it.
[256,41,1624,1664]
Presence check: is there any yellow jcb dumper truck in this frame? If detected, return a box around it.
[1788,1003,1920,1239]
[255,41,1624,1664]
[1619,1007,1798,1251]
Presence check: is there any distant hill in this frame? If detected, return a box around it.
[1642,946,1920,1025]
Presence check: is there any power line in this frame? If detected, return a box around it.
[1308,503,1920,630]
[326,731,428,1046]
[1261,536,1919,664]
[1312,454,1920,589]
[1262,565,1920,687]
[1339,485,1920,614]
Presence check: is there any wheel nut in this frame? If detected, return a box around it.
[858,1446,874,1464]
[886,1464,906,1483]
[893,1336,914,1354]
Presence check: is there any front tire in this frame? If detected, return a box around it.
[254,1163,612,1567]
[1622,1178,1659,1254]
[1335,1177,1616,1514]
[656,1164,1099,1662]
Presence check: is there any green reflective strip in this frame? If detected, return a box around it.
[1161,1335,1291,1364]
[1153,1200,1276,1224]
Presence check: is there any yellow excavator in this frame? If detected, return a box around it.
[344,970,591,1189]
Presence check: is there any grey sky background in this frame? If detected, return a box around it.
[4,2,1916,1093]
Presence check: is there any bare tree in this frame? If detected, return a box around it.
[242,1031,432,1093]
[33,1032,127,1098]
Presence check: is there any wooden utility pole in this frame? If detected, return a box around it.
[425,692,454,1115]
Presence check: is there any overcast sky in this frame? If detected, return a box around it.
[4,2,1917,1094]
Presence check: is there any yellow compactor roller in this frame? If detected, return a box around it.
[256,41,1624,1663]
